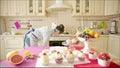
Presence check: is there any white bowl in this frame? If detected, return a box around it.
[97,58,111,67]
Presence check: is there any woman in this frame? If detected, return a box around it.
[24,23,64,48]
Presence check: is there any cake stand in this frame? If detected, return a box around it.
[77,37,92,54]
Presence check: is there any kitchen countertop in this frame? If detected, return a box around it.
[0,34,120,37]
[0,35,25,37]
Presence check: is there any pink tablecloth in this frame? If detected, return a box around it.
[0,46,120,68]
[0,46,49,67]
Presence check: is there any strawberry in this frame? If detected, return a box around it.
[43,53,46,55]
[89,51,94,54]
[98,52,110,61]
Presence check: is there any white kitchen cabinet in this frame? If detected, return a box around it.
[0,35,24,60]
[0,36,5,61]
[15,0,27,16]
[105,0,119,15]
[108,36,120,59]
[72,0,94,16]
[89,36,108,52]
[7,0,17,16]
[27,0,46,16]
[118,0,120,14]
[0,0,45,16]
[72,0,104,16]
[0,0,27,16]
[8,0,27,16]
[94,0,104,16]
[82,0,94,16]
[0,0,8,16]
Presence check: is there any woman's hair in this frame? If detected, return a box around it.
[55,24,64,33]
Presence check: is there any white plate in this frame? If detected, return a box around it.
[62,42,70,46]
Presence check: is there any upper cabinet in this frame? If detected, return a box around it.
[118,0,120,14]
[72,0,104,16]
[105,0,119,15]
[0,0,8,16]
[0,0,46,16]
[7,0,27,16]
[27,0,46,16]
[94,0,104,16]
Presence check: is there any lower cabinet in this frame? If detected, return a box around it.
[108,36,120,59]
[0,36,5,61]
[0,35,24,61]
[89,36,108,52]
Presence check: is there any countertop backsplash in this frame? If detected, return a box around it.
[0,11,119,35]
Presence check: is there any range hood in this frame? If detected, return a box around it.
[47,0,71,12]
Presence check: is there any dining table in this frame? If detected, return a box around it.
[0,46,120,68]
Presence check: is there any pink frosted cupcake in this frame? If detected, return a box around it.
[55,52,63,64]
[77,53,85,61]
[66,51,74,63]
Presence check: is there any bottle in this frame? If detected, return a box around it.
[11,27,16,35]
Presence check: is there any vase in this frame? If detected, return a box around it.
[78,37,91,54]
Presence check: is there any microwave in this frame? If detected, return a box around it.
[49,41,65,46]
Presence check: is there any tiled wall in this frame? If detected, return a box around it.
[0,11,119,35]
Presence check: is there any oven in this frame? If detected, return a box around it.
[49,41,65,46]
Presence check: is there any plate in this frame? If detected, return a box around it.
[62,42,69,46]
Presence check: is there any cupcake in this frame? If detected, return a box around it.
[77,53,86,61]
[49,50,57,60]
[51,50,57,54]
[55,52,63,64]
[40,53,49,66]
[97,52,111,66]
[73,50,81,57]
[89,51,97,60]
[66,51,74,63]
[42,49,49,55]
[60,49,69,58]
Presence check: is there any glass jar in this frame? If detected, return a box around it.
[11,27,16,35]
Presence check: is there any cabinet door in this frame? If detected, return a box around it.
[119,0,120,14]
[16,0,27,16]
[27,0,36,16]
[105,0,113,15]
[112,0,119,14]
[72,0,95,16]
[72,0,83,16]
[7,0,17,16]
[0,36,5,61]
[105,0,119,15]
[82,0,94,16]
[36,0,46,16]
[27,0,46,16]
[89,36,108,52]
[0,0,8,16]
[95,36,108,52]
[94,0,104,16]
[4,36,24,49]
[108,36,120,58]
